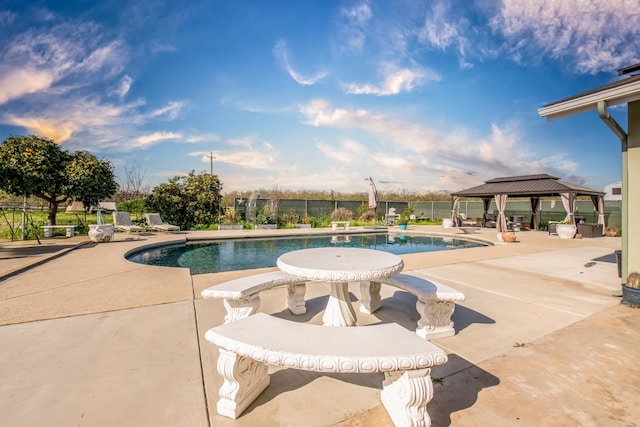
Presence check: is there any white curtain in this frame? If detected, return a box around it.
[451,196,459,222]
[591,195,606,232]
[560,192,576,224]
[495,194,508,232]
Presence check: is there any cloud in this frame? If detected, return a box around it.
[0,68,54,104]
[273,39,328,85]
[147,101,185,120]
[189,136,280,171]
[0,16,186,152]
[7,116,75,143]
[117,75,133,98]
[335,1,372,52]
[0,22,126,101]
[300,99,579,190]
[490,0,640,73]
[342,63,440,95]
[418,2,466,50]
[0,10,17,25]
[416,1,474,68]
[135,131,182,147]
[185,134,220,144]
[317,139,368,163]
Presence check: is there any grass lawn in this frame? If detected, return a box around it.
[0,210,121,240]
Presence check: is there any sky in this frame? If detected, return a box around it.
[1,0,639,196]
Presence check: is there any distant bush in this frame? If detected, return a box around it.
[330,207,354,221]
[359,209,376,222]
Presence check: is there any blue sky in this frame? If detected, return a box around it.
[1,0,638,195]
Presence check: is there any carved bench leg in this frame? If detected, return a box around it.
[359,281,382,314]
[286,282,307,315]
[216,349,270,419]
[222,295,260,324]
[416,299,456,339]
[381,368,434,427]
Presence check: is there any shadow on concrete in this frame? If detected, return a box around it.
[271,295,329,323]
[592,252,616,264]
[232,353,500,426]
[271,293,359,323]
[243,369,384,416]
[0,244,76,259]
[451,304,495,333]
[368,291,495,334]
[429,354,500,426]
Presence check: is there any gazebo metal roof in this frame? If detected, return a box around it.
[451,174,604,198]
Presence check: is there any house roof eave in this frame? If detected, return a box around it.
[538,75,640,120]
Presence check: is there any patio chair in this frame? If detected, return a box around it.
[112,212,145,233]
[145,213,180,232]
[457,213,476,227]
[385,208,400,225]
[483,213,497,228]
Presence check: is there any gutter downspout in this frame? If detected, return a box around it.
[597,100,628,282]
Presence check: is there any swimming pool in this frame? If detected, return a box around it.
[127,233,488,275]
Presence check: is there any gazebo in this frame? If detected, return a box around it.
[450,174,605,233]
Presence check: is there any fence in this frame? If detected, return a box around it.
[235,198,622,227]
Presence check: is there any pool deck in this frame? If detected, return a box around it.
[1,226,638,426]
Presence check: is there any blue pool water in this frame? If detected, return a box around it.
[127,233,488,275]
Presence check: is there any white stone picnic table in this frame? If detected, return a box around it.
[276,247,404,327]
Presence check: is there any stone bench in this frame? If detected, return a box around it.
[205,313,448,425]
[330,221,350,230]
[41,225,77,237]
[360,273,465,339]
[201,271,307,323]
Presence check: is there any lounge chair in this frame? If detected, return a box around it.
[145,213,180,232]
[112,212,145,233]
[457,213,477,227]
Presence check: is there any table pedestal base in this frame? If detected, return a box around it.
[322,282,356,327]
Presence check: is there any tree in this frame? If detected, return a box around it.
[145,170,223,230]
[120,159,149,201]
[0,135,71,225]
[67,151,118,212]
[0,135,118,225]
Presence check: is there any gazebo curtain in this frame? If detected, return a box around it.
[451,196,459,222]
[495,194,508,232]
[481,198,492,223]
[590,195,606,233]
[530,197,540,231]
[560,192,577,224]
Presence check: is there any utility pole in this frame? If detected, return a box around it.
[205,151,216,174]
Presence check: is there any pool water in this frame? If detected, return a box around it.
[127,233,487,275]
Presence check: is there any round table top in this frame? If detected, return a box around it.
[277,247,404,282]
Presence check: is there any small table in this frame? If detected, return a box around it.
[277,248,404,327]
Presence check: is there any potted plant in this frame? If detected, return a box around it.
[556,221,577,239]
[622,272,640,308]
[501,231,517,242]
[255,205,277,229]
[399,207,414,230]
[219,209,243,230]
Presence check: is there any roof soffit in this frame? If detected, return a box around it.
[538,75,640,120]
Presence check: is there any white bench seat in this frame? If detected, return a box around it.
[201,271,307,322]
[41,225,76,237]
[330,221,350,230]
[205,313,448,425]
[361,273,465,339]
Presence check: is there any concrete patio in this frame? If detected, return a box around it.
[1,226,638,426]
